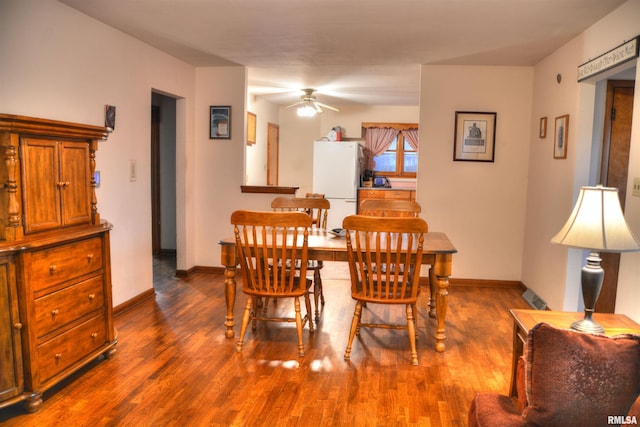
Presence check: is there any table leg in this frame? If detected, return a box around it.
[509,320,525,397]
[428,266,436,318]
[221,244,238,338]
[433,253,452,353]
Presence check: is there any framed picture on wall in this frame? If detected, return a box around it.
[539,117,547,139]
[247,111,256,145]
[210,106,231,139]
[554,114,569,159]
[453,111,497,162]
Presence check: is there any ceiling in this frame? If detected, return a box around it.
[59,0,626,106]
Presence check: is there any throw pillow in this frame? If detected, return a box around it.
[522,322,640,427]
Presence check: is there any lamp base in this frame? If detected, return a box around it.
[570,316,605,334]
[570,252,605,334]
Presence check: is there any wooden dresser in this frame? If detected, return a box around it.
[0,114,116,412]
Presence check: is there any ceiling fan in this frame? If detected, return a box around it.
[285,88,339,116]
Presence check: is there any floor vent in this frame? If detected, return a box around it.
[522,289,547,310]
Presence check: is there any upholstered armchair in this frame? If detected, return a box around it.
[469,322,640,427]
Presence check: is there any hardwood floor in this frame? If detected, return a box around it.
[0,255,530,426]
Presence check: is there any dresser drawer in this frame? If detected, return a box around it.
[34,275,105,338]
[359,189,385,199]
[30,237,103,292]
[37,314,106,383]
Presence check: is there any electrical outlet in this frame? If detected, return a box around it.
[633,177,640,197]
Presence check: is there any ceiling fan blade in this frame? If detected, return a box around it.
[316,102,339,112]
[313,102,324,113]
[285,100,305,109]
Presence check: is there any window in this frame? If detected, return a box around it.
[362,123,418,178]
[374,132,417,177]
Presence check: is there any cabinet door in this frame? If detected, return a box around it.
[21,138,61,233]
[60,141,91,227]
[0,256,23,402]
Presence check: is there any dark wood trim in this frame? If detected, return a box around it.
[113,288,156,317]
[240,185,298,195]
[361,122,418,131]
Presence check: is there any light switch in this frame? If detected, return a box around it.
[633,177,640,197]
[129,160,137,182]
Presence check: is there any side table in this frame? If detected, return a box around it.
[508,309,640,398]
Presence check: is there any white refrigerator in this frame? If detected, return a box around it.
[312,140,363,230]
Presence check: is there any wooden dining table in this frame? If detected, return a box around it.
[218,229,457,352]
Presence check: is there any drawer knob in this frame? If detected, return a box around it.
[55,353,63,360]
[51,309,59,316]
[49,264,57,273]
[14,322,22,330]
[56,181,70,188]
[91,332,98,339]
[87,253,94,262]
[88,293,96,301]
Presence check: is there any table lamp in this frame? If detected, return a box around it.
[551,185,640,333]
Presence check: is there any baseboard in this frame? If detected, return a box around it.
[114,288,156,317]
[176,265,225,277]
[118,269,527,318]
[449,278,526,290]
[179,266,526,291]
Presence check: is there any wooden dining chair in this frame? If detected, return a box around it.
[342,215,428,365]
[359,199,437,317]
[271,196,330,320]
[231,210,314,357]
[359,199,421,217]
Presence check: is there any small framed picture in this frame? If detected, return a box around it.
[247,111,256,145]
[554,114,569,159]
[453,111,497,162]
[210,106,231,139]
[539,117,547,139]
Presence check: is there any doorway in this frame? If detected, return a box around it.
[267,122,279,185]
[598,79,635,313]
[151,93,177,263]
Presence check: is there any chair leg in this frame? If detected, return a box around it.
[304,292,314,333]
[316,266,325,304]
[411,303,418,342]
[251,297,259,330]
[294,297,305,357]
[313,269,323,321]
[236,298,253,352]
[406,304,419,366]
[344,301,363,361]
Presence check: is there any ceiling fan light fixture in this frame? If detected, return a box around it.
[287,88,338,117]
[297,104,317,117]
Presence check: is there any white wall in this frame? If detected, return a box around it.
[193,66,251,268]
[419,66,533,281]
[522,0,640,321]
[520,35,587,311]
[0,0,196,305]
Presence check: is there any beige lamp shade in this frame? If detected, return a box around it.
[551,185,640,252]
